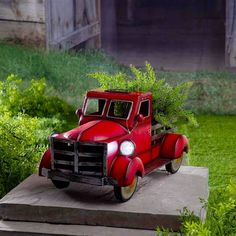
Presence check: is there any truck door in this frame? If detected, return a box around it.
[132,100,152,165]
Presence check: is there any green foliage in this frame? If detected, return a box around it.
[91,63,196,127]
[179,116,236,188]
[0,74,74,198]
[0,42,127,107]
[156,180,236,236]
[0,74,74,120]
[0,42,235,114]
[179,180,236,236]
[156,116,236,236]
[0,114,62,197]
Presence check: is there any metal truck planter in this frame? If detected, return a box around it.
[39,90,189,202]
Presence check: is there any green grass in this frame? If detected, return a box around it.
[182,115,236,189]
[0,42,127,107]
[0,41,236,114]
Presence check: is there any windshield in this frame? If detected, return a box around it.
[107,100,132,119]
[84,98,106,116]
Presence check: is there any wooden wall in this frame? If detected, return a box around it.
[46,0,101,50]
[226,0,236,67]
[0,0,46,44]
[0,0,101,49]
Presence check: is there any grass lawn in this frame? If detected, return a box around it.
[183,115,236,189]
[0,41,236,114]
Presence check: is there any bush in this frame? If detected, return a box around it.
[156,180,236,236]
[0,114,62,197]
[0,74,74,120]
[0,75,74,197]
[90,63,197,128]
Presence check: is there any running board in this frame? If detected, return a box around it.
[144,158,171,175]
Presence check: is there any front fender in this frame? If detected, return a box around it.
[110,156,144,187]
[39,149,51,176]
[160,133,189,159]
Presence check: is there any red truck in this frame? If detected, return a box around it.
[39,90,189,202]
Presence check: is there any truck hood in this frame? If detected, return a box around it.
[57,120,128,142]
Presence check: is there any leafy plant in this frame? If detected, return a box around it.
[0,74,74,120]
[90,63,196,128]
[0,74,75,197]
[156,180,236,236]
[0,114,62,197]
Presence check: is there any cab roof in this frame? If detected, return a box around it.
[86,90,152,101]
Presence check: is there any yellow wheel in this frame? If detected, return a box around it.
[114,175,138,202]
[165,156,183,174]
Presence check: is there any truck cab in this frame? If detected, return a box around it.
[39,90,189,202]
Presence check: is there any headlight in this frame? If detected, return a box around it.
[120,140,135,156]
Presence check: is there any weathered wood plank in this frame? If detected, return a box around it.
[50,21,100,50]
[101,0,117,51]
[225,0,236,67]
[75,0,86,28]
[0,20,45,44]
[84,0,101,48]
[85,0,97,23]
[50,0,74,41]
[0,0,45,23]
[45,0,52,49]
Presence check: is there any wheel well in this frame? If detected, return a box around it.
[136,170,143,177]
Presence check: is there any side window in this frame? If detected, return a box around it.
[139,100,149,117]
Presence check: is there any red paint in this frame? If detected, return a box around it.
[160,133,189,159]
[39,90,189,190]
[39,149,51,176]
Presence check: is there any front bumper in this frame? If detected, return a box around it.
[41,168,117,186]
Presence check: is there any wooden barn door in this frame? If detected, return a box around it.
[226,0,236,67]
[46,0,101,50]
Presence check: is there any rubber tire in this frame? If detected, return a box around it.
[52,180,70,189]
[165,156,183,174]
[114,175,138,202]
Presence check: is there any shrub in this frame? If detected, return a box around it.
[156,180,236,236]
[0,74,74,197]
[90,63,196,128]
[0,74,74,120]
[0,114,62,197]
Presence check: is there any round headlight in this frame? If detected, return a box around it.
[120,140,135,156]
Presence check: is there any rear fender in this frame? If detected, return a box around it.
[160,133,189,159]
[110,156,144,187]
[39,149,51,176]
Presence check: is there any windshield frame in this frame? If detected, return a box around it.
[84,98,107,117]
[106,99,133,120]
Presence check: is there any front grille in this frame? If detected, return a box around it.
[51,138,107,177]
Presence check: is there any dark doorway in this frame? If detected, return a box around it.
[101,0,225,71]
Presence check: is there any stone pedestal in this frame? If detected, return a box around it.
[0,166,208,235]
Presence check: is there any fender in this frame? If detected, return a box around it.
[160,133,189,159]
[110,156,144,187]
[39,149,51,176]
[124,157,144,186]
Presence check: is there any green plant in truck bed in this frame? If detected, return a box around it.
[91,63,197,128]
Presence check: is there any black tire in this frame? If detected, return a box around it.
[165,156,183,174]
[52,180,70,189]
[114,175,138,202]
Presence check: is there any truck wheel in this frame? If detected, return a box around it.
[165,156,183,174]
[52,180,70,189]
[114,175,138,202]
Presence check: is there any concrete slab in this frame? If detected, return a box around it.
[0,166,208,231]
[0,220,155,236]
